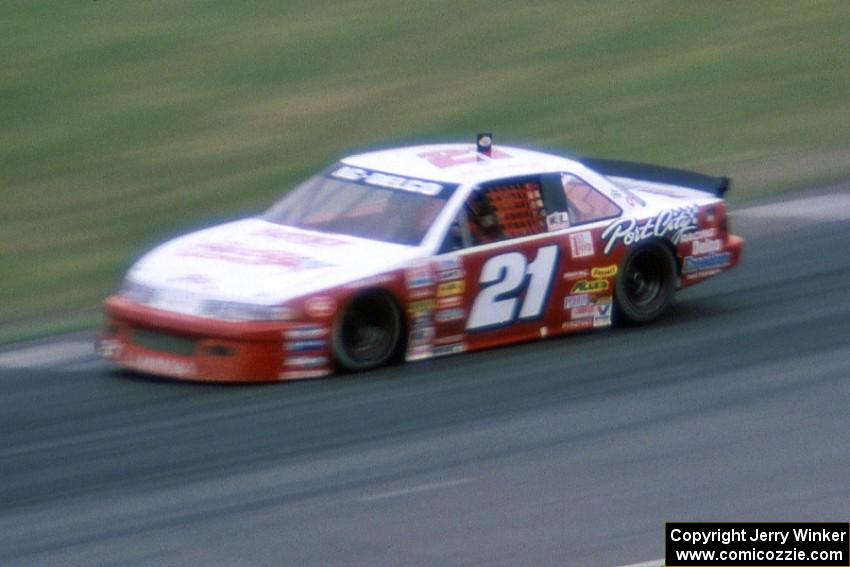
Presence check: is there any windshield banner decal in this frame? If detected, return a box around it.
[330,165,451,197]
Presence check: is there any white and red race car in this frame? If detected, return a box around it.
[99,135,743,382]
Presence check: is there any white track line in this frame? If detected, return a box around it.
[0,341,94,369]
[613,559,663,567]
[358,478,473,502]
[734,193,850,221]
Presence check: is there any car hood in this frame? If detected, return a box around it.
[125,218,421,311]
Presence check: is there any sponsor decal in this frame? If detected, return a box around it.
[561,319,593,331]
[127,355,196,377]
[285,340,327,352]
[408,276,433,288]
[435,333,467,345]
[569,231,595,258]
[546,211,571,231]
[684,269,723,281]
[691,238,723,255]
[437,295,463,309]
[571,294,613,322]
[571,305,596,319]
[304,296,336,318]
[438,268,465,282]
[418,147,511,169]
[437,280,465,297]
[592,303,612,327]
[253,226,347,247]
[410,325,436,346]
[590,264,618,278]
[331,165,445,196]
[408,288,433,299]
[679,228,717,243]
[562,269,590,280]
[181,242,331,269]
[433,342,466,356]
[436,257,462,271]
[408,299,436,315]
[571,279,609,293]
[406,266,433,289]
[283,325,327,340]
[564,294,591,309]
[287,355,328,368]
[683,252,731,274]
[601,206,699,254]
[435,308,466,323]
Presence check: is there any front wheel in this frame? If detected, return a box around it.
[614,243,677,325]
[332,291,402,372]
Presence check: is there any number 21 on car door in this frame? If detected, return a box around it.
[459,244,561,344]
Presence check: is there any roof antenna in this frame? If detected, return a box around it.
[476,133,493,157]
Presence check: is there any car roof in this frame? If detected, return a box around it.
[341,143,586,185]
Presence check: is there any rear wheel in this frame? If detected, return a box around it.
[332,291,402,372]
[614,243,677,325]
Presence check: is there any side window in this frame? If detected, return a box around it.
[441,178,548,252]
[559,173,621,225]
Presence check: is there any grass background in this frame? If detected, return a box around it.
[2,0,849,342]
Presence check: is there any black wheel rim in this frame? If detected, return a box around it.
[624,250,664,308]
[339,296,398,365]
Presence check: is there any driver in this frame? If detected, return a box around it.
[466,192,501,244]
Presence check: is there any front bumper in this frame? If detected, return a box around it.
[98,296,332,382]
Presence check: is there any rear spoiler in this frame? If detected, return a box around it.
[580,157,731,198]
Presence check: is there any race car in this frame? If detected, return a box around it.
[98,134,743,382]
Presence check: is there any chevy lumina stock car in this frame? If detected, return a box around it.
[98,135,743,382]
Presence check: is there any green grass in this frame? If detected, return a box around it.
[2,0,850,342]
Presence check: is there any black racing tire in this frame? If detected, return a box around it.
[332,291,403,372]
[614,243,677,325]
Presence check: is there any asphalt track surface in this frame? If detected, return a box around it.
[2,188,849,567]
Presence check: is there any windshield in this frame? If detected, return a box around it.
[264,164,456,246]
